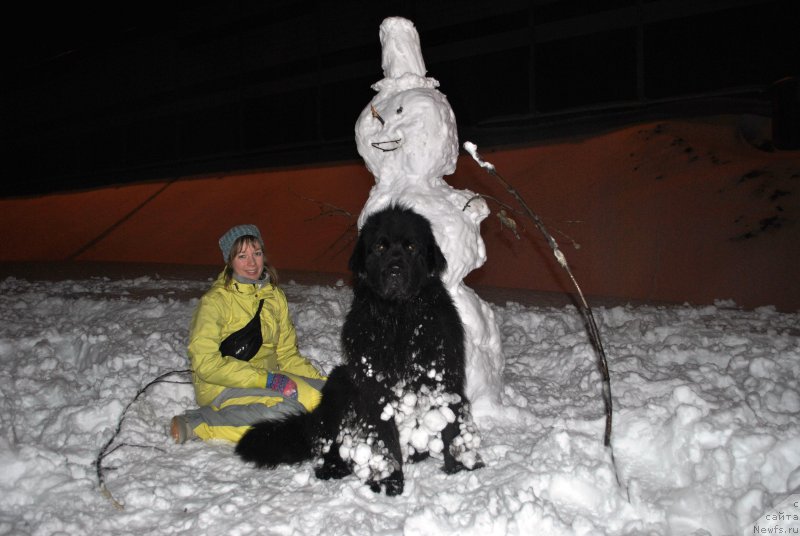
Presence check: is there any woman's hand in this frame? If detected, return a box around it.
[266,372,298,399]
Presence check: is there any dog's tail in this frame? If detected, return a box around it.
[235,366,353,468]
[235,412,317,467]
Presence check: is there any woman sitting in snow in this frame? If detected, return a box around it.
[170,224,326,443]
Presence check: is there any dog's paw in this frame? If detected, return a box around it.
[443,452,484,474]
[368,470,404,496]
[470,455,485,471]
[408,450,430,464]
[315,455,352,481]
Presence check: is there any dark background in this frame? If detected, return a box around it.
[3,0,798,197]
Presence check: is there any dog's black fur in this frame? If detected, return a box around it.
[235,205,482,495]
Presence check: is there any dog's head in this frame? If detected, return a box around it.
[349,206,447,301]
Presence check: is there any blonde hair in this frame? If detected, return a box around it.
[222,235,279,288]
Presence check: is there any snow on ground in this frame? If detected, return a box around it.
[0,274,798,535]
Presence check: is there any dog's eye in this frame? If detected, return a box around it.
[374,243,386,253]
[405,243,416,251]
[396,106,403,114]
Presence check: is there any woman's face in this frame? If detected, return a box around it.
[230,240,265,280]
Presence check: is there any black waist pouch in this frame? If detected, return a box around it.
[219,299,265,361]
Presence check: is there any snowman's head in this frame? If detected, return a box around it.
[355,86,458,183]
[355,17,459,185]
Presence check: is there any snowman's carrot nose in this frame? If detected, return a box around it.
[370,105,386,126]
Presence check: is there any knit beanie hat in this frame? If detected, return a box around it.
[219,224,263,263]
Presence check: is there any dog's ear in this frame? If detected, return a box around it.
[427,241,447,278]
[348,231,367,276]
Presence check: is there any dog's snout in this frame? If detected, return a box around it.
[388,243,406,256]
[386,245,407,273]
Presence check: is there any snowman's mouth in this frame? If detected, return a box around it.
[371,139,402,152]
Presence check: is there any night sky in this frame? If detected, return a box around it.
[4,0,798,197]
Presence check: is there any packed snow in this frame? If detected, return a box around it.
[1,272,798,535]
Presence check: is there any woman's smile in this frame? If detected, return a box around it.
[231,243,265,280]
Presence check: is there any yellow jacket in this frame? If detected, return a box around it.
[187,272,324,407]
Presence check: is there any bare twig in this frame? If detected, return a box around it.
[465,194,580,249]
[294,192,354,222]
[314,222,359,262]
[497,209,521,240]
[554,227,582,250]
[293,191,358,262]
[464,193,517,216]
[463,141,622,488]
[370,104,386,126]
[95,369,192,509]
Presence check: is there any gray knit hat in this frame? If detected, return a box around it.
[219,224,263,263]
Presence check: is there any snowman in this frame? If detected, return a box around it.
[355,17,503,415]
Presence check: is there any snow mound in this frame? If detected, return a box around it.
[0,276,798,535]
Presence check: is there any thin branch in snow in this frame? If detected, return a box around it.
[95,369,192,510]
[463,141,622,489]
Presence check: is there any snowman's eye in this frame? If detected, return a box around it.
[396,106,403,114]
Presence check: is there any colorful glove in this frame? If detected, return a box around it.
[266,372,298,399]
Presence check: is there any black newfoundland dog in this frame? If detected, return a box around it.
[236,205,482,495]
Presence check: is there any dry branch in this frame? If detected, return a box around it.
[463,141,622,488]
[294,192,358,262]
[95,369,192,509]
